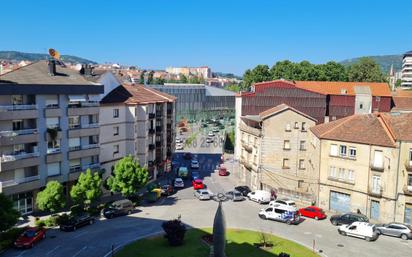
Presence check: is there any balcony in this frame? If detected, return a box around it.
[0,175,41,194]
[370,161,384,172]
[403,185,412,196]
[242,141,253,153]
[149,113,155,119]
[149,129,155,135]
[156,126,162,132]
[82,163,101,171]
[149,144,155,151]
[68,123,99,138]
[156,141,162,147]
[68,144,99,160]
[405,161,412,172]
[44,107,62,117]
[240,158,253,171]
[368,189,383,198]
[0,105,37,120]
[1,175,40,188]
[0,152,40,171]
[68,102,99,116]
[156,110,163,117]
[0,129,38,145]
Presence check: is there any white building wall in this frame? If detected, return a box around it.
[234,96,242,160]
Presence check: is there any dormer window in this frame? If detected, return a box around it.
[341,89,347,94]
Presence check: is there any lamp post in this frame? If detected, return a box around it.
[211,193,227,257]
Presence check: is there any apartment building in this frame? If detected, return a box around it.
[309,112,412,223]
[239,104,318,204]
[99,84,176,180]
[0,61,103,214]
[401,50,412,88]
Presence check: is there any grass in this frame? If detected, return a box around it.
[115,228,320,257]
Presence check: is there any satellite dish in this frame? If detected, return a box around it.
[48,48,60,60]
[75,63,82,71]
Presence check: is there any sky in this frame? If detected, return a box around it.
[1,0,412,75]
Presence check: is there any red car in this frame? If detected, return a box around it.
[298,206,327,220]
[192,179,204,190]
[219,166,229,176]
[14,227,46,248]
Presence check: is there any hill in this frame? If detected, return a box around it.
[0,51,97,64]
[340,54,403,74]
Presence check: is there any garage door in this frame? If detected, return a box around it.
[330,191,351,213]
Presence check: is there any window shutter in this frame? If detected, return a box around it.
[373,151,383,168]
[330,145,338,156]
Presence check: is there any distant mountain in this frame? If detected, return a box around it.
[340,54,403,74]
[0,51,97,64]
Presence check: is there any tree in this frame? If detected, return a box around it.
[70,169,102,207]
[0,193,20,231]
[139,71,145,84]
[179,74,188,83]
[107,155,149,197]
[395,79,402,88]
[36,181,66,212]
[347,57,386,82]
[224,84,241,92]
[153,77,165,85]
[147,71,154,85]
[319,61,348,81]
[243,65,271,88]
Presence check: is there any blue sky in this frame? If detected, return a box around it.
[1,0,411,75]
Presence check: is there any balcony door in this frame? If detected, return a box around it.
[12,192,33,215]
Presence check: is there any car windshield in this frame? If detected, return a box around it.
[202,192,209,195]
[289,203,296,206]
[23,230,36,238]
[234,192,242,197]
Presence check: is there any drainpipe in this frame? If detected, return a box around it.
[317,139,322,207]
[366,144,372,217]
[393,141,402,222]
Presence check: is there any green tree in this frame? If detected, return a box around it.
[270,60,296,80]
[153,77,165,85]
[224,84,241,92]
[0,193,20,231]
[70,169,102,207]
[179,74,188,83]
[395,79,402,88]
[139,71,145,84]
[243,64,271,88]
[107,155,149,197]
[319,61,348,81]
[347,57,386,82]
[36,181,66,212]
[147,71,154,84]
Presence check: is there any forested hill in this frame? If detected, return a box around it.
[0,51,97,64]
[340,54,403,74]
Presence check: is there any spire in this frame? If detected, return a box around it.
[389,63,394,76]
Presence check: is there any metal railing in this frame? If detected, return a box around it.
[82,163,100,171]
[0,151,40,162]
[0,104,37,112]
[47,148,61,154]
[81,144,99,150]
[82,123,99,129]
[0,129,37,137]
[1,175,40,187]
[69,165,82,173]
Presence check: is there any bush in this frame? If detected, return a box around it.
[162,218,186,246]
[0,227,26,251]
[70,204,84,216]
[35,219,46,228]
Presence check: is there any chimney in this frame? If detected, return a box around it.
[48,60,56,76]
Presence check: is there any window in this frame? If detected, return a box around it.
[349,147,357,159]
[294,122,299,129]
[13,144,24,154]
[300,141,306,151]
[301,122,307,131]
[373,150,384,169]
[89,135,99,144]
[253,155,257,164]
[12,95,23,105]
[283,140,290,150]
[348,169,355,181]
[89,114,98,124]
[360,103,363,109]
[285,123,291,131]
[407,175,412,187]
[409,149,412,162]
[113,126,119,136]
[45,95,58,108]
[68,116,80,129]
[282,158,290,169]
[299,159,305,169]
[329,166,337,177]
[46,117,59,129]
[330,144,338,156]
[12,120,23,131]
[113,145,119,155]
[47,139,60,152]
[113,109,119,118]
[338,168,345,179]
[376,96,381,102]
[47,162,61,177]
[372,176,381,194]
[339,145,347,157]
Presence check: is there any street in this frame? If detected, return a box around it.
[3,126,412,257]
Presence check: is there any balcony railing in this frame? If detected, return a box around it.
[0,129,37,137]
[403,185,412,196]
[240,158,253,170]
[370,162,384,172]
[69,146,81,152]
[0,104,37,112]
[69,124,81,129]
[1,175,40,187]
[82,123,99,129]
[82,163,100,171]
[68,102,99,108]
[69,165,82,173]
[47,148,61,154]
[405,161,412,172]
[0,152,40,162]
[81,144,99,150]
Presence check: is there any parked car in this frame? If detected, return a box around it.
[247,190,271,204]
[338,222,379,241]
[176,138,183,143]
[192,179,205,190]
[208,132,214,137]
[212,127,219,133]
[177,167,189,179]
[375,223,412,240]
[218,166,229,176]
[235,186,251,196]
[14,227,46,248]
[206,137,214,143]
[191,160,200,169]
[194,189,213,200]
[298,206,327,220]
[60,213,95,231]
[330,213,369,226]
[191,171,200,181]
[174,178,185,188]
[269,199,298,211]
[160,184,174,196]
[258,207,300,225]
[176,143,184,150]
[183,152,192,160]
[225,190,244,201]
[102,199,134,219]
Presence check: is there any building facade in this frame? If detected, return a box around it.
[0,61,103,214]
[238,104,318,205]
[165,66,211,79]
[99,85,176,180]
[401,50,412,88]
[309,113,412,224]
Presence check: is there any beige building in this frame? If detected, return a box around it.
[239,104,318,204]
[309,112,412,223]
[99,85,176,180]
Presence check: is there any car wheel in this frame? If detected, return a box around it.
[109,214,113,219]
[258,199,261,204]
[332,220,338,226]
[286,220,292,225]
[339,230,346,236]
[89,219,94,225]
[376,229,382,235]
[259,214,267,220]
[365,236,372,242]
[127,210,132,215]
[314,216,319,220]
[401,234,409,240]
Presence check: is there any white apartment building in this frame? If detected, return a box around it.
[402,50,412,88]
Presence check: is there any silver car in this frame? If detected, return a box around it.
[375,223,412,240]
[194,189,212,200]
[225,190,244,201]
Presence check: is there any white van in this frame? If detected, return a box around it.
[338,222,379,242]
[247,190,271,204]
[269,199,298,211]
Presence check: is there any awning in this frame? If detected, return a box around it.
[68,95,87,102]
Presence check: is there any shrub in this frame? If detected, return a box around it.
[70,204,84,216]
[161,218,186,246]
[0,227,26,251]
[35,220,46,228]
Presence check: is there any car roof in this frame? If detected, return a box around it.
[175,178,183,181]
[113,199,131,204]
[194,179,203,182]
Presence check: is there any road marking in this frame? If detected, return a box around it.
[71,231,88,239]
[46,245,61,256]
[16,250,27,257]
[72,246,87,257]
[304,231,312,235]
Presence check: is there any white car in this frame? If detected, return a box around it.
[258,207,300,225]
[176,143,184,150]
[247,190,271,204]
[194,189,213,200]
[175,138,183,143]
[338,222,379,242]
[174,178,184,188]
[269,199,298,211]
[208,132,214,137]
[206,137,214,143]
[191,160,200,169]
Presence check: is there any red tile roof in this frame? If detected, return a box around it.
[259,103,317,122]
[101,84,176,105]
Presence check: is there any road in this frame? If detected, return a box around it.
[3,126,412,257]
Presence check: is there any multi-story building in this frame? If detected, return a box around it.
[166,66,211,79]
[235,79,392,160]
[401,50,412,88]
[309,112,412,223]
[392,88,412,113]
[99,84,176,180]
[238,104,318,204]
[0,61,103,214]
